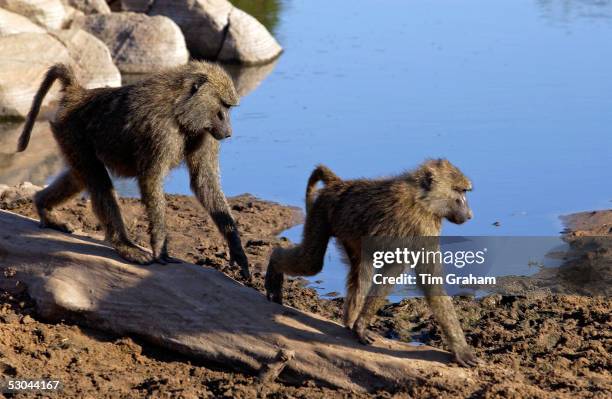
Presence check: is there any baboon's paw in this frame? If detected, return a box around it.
[39,219,74,234]
[239,267,252,281]
[353,326,377,345]
[154,254,183,265]
[343,314,356,330]
[266,291,283,305]
[343,321,356,330]
[264,268,284,305]
[453,346,480,368]
[231,259,251,281]
[229,250,251,281]
[116,244,154,265]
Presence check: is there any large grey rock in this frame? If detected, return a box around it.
[218,7,283,65]
[61,0,110,14]
[0,7,46,35]
[122,0,282,65]
[73,12,188,73]
[135,0,229,58]
[0,33,72,117]
[0,31,121,118]
[50,28,121,88]
[0,0,67,29]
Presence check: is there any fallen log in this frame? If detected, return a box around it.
[0,210,474,392]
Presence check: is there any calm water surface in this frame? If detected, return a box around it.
[170,0,612,236]
[187,1,611,295]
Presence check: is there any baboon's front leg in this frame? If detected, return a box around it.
[186,137,250,279]
[265,201,331,304]
[416,259,479,367]
[139,173,180,264]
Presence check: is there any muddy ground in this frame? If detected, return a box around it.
[0,190,610,398]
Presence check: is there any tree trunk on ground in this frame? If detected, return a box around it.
[0,210,474,392]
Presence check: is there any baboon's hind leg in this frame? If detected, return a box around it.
[265,203,331,304]
[352,260,405,345]
[70,153,153,265]
[341,240,367,329]
[352,285,393,345]
[35,169,83,233]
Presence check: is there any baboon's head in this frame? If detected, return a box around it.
[173,61,239,140]
[415,159,473,224]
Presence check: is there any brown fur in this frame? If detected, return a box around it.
[17,61,250,279]
[265,159,478,366]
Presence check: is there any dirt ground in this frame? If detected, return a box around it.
[0,191,610,398]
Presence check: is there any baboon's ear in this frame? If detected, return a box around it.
[419,169,434,191]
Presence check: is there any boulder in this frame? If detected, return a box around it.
[50,28,121,88]
[122,0,282,65]
[0,33,72,117]
[134,0,230,58]
[0,32,121,118]
[0,0,67,29]
[0,209,476,393]
[0,29,121,117]
[73,12,189,73]
[217,7,282,65]
[61,0,110,14]
[0,8,46,35]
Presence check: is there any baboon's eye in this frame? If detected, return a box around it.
[190,76,208,95]
[420,171,434,191]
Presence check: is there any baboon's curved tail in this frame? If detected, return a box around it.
[305,164,340,212]
[17,63,77,152]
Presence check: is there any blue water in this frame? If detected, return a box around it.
[165,0,611,238]
[166,1,612,295]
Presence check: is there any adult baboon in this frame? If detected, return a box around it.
[17,62,250,279]
[265,159,478,366]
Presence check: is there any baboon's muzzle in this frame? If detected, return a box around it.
[448,208,473,224]
[210,123,232,140]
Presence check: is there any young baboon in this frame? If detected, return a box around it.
[17,61,250,279]
[265,159,479,366]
